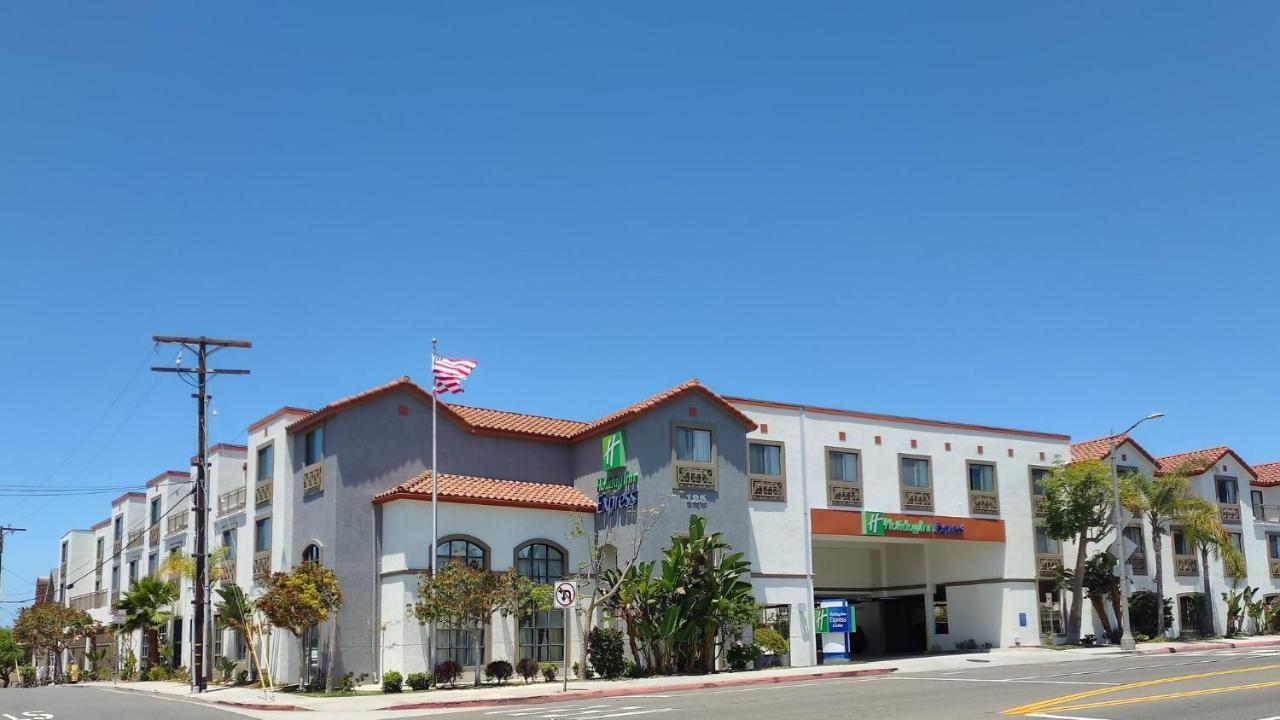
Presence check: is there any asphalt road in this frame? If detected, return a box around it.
[4,649,1279,720]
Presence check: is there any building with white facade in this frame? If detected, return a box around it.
[44,375,1280,687]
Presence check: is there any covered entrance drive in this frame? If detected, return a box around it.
[811,508,1031,655]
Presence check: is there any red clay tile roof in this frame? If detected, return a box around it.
[248,406,315,433]
[374,472,595,513]
[1071,434,1159,467]
[146,470,190,488]
[449,405,588,440]
[1252,461,1280,487]
[1156,446,1257,479]
[289,377,755,442]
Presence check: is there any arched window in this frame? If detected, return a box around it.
[302,543,322,566]
[516,542,565,584]
[436,537,487,570]
[435,536,489,666]
[516,541,567,661]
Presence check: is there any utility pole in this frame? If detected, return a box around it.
[152,335,250,693]
[0,525,28,603]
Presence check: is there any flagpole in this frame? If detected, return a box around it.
[429,337,438,676]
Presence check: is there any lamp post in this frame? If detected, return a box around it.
[1108,412,1165,651]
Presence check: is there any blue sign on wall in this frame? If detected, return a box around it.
[1018,612,1028,628]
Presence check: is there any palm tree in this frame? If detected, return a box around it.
[115,576,178,670]
[1180,498,1244,636]
[214,583,271,689]
[1121,465,1203,637]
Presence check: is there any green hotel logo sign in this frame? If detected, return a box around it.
[602,431,627,471]
[862,511,964,537]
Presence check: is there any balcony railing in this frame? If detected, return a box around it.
[1032,495,1047,518]
[969,491,999,516]
[829,483,862,507]
[303,463,325,495]
[1037,554,1063,579]
[1220,503,1242,525]
[1271,559,1280,579]
[1174,554,1199,576]
[167,512,189,535]
[255,481,272,507]
[69,590,108,612]
[126,529,143,550]
[252,551,271,580]
[749,477,786,502]
[1128,553,1148,576]
[1253,504,1280,524]
[149,526,160,546]
[113,539,122,555]
[902,487,933,513]
[218,487,247,516]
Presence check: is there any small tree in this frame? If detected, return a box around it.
[214,583,271,689]
[1081,552,1122,643]
[0,627,25,688]
[13,602,92,681]
[569,508,662,678]
[412,562,537,686]
[1041,460,1115,644]
[115,576,178,670]
[256,563,343,688]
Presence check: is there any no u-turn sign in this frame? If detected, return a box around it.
[554,580,577,608]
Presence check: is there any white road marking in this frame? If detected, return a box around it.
[888,676,1118,686]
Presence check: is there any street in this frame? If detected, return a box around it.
[4,649,1280,720]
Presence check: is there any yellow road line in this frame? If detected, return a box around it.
[1002,662,1280,715]
[1045,679,1280,712]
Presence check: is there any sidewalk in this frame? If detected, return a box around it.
[78,635,1280,717]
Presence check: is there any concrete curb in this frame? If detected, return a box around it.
[385,667,897,712]
[1136,637,1280,655]
[78,684,314,713]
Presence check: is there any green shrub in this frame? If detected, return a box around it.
[147,665,171,682]
[623,660,647,678]
[434,660,462,688]
[515,658,540,684]
[541,662,559,682]
[121,651,137,681]
[406,671,431,691]
[485,660,513,684]
[587,627,625,679]
[382,670,403,693]
[753,626,790,656]
[215,655,237,684]
[19,665,36,687]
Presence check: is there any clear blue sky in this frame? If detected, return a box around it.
[2,2,1277,618]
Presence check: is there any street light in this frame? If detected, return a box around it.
[1109,411,1165,651]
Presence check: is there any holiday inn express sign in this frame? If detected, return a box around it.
[809,508,1006,542]
[596,430,639,514]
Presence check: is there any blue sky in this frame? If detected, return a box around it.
[2,2,1277,617]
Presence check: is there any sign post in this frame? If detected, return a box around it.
[554,581,577,693]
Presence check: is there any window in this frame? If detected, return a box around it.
[1269,535,1280,560]
[304,428,324,466]
[302,543,322,565]
[1217,477,1239,505]
[901,457,930,488]
[148,552,158,576]
[61,542,68,563]
[749,443,782,476]
[517,543,566,661]
[675,427,712,463]
[111,565,119,593]
[1122,526,1144,553]
[96,538,104,559]
[827,450,859,483]
[1116,465,1139,476]
[213,621,223,660]
[968,463,996,492]
[257,444,274,482]
[114,517,123,540]
[128,560,138,584]
[437,538,486,569]
[1173,529,1191,555]
[933,585,949,635]
[1035,527,1061,555]
[1029,468,1050,496]
[254,517,271,553]
[151,497,161,524]
[1253,490,1265,511]
[516,543,565,584]
[222,528,236,553]
[1228,532,1244,557]
[439,627,483,667]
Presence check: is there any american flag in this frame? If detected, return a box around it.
[432,355,477,394]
